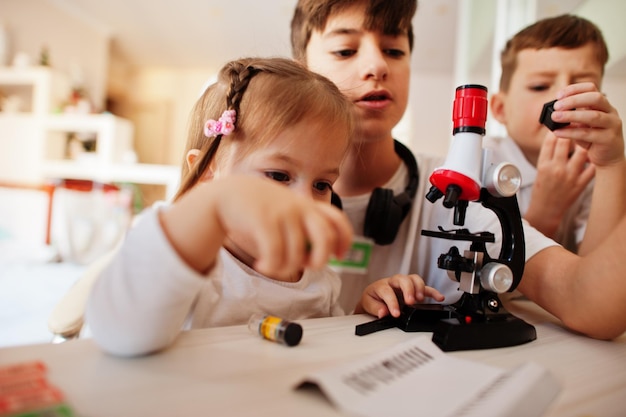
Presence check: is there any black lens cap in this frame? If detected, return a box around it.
[539,99,570,131]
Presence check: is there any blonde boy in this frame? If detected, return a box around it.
[489,14,624,254]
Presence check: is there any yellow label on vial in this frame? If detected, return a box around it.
[259,316,281,341]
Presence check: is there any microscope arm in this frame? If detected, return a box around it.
[478,188,525,291]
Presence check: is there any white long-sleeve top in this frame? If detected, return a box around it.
[86,205,344,357]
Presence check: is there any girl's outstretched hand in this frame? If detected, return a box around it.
[355,274,445,318]
[160,175,354,281]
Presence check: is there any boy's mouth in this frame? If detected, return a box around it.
[357,90,391,104]
[362,94,387,101]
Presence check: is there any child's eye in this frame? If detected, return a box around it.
[265,171,291,184]
[332,49,356,58]
[313,181,333,194]
[528,85,549,92]
[385,49,406,58]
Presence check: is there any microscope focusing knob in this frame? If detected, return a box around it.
[480,262,513,293]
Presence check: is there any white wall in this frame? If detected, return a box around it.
[396,72,457,157]
[0,0,110,110]
[603,78,626,131]
[118,68,218,166]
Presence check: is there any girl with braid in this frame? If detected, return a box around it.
[86,57,443,357]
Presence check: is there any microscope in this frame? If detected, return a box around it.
[355,85,536,351]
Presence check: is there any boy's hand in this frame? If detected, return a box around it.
[549,82,626,255]
[551,82,625,168]
[355,274,445,318]
[525,132,595,238]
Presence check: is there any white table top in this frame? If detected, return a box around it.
[1,299,625,417]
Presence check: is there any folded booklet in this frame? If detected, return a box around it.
[296,335,560,417]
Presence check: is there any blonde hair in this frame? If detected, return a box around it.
[290,0,417,63]
[499,14,609,92]
[174,57,354,200]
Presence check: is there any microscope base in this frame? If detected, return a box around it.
[355,303,537,351]
[432,315,536,351]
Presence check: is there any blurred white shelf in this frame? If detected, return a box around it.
[0,66,179,198]
[42,113,134,170]
[42,160,180,200]
[0,66,69,114]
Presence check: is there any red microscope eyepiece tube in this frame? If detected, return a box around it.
[453,84,488,135]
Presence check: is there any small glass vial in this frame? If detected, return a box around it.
[248,314,303,347]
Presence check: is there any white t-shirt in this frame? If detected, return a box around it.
[86,205,344,356]
[333,149,558,313]
[483,135,592,252]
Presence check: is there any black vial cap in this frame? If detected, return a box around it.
[283,322,303,346]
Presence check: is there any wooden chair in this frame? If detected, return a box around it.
[47,249,116,342]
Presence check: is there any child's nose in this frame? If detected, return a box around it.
[292,184,328,203]
[555,75,572,91]
[360,47,388,81]
[292,183,315,201]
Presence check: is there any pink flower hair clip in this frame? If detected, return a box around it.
[204,109,236,138]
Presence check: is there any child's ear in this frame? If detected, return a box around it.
[490,92,507,124]
[186,149,215,180]
[186,149,200,170]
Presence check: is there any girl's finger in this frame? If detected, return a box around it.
[303,209,336,269]
[281,212,306,275]
[318,203,353,258]
[253,224,284,276]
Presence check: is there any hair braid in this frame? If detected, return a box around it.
[174,63,262,200]
[223,62,261,118]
